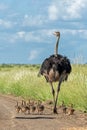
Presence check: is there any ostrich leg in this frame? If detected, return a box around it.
[49,82,55,106]
[54,72,66,114]
[53,78,63,114]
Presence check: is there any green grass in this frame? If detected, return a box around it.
[0,64,87,111]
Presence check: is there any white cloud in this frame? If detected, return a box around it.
[7,29,87,45]
[8,31,26,43]
[48,4,58,20]
[0,3,8,10]
[28,50,39,60]
[48,0,87,20]
[60,29,87,37]
[8,29,54,44]
[24,32,41,42]
[9,31,42,43]
[22,14,44,27]
[79,30,87,39]
[17,31,26,38]
[0,19,14,29]
[7,13,20,18]
[65,0,86,19]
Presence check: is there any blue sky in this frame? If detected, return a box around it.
[0,0,87,64]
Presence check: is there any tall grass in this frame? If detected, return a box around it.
[0,64,87,111]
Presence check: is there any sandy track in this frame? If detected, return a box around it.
[0,94,87,130]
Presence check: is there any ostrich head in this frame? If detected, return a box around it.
[53,32,60,38]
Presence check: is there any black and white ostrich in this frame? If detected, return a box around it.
[38,32,72,114]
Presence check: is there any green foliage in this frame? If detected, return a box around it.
[0,64,87,111]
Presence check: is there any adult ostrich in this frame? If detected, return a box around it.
[38,32,72,114]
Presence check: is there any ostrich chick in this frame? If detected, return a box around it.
[60,101,67,114]
[15,101,21,113]
[62,106,67,114]
[31,101,36,114]
[37,101,45,114]
[67,104,75,115]
[21,100,30,114]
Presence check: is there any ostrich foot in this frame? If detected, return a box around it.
[53,107,58,114]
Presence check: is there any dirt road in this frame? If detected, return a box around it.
[0,94,87,130]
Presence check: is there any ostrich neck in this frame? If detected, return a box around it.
[54,37,60,56]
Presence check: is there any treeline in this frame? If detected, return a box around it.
[0,64,40,69]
